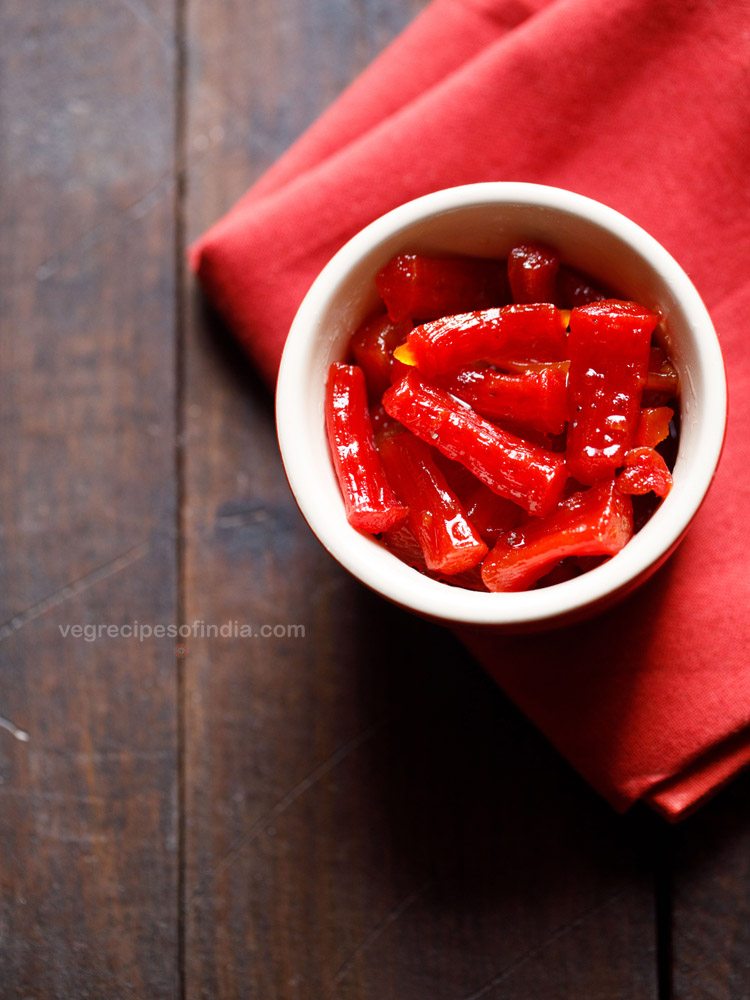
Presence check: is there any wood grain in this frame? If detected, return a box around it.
[0,1,179,996]
[181,3,658,997]
[670,771,750,999]
[1,0,748,996]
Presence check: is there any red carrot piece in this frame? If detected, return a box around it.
[508,242,560,304]
[616,447,673,497]
[566,300,658,484]
[556,266,607,308]
[481,480,633,592]
[382,372,567,517]
[440,362,568,435]
[405,304,567,377]
[325,363,407,533]
[377,430,487,574]
[376,254,503,323]
[349,312,411,399]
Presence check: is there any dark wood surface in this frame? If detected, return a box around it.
[0,1,747,998]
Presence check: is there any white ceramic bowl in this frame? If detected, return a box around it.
[276,183,726,630]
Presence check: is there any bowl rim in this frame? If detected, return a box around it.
[276,182,727,626]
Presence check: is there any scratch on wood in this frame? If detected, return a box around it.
[0,715,30,743]
[116,0,171,46]
[35,176,171,281]
[38,830,110,845]
[459,888,630,1000]
[34,746,172,763]
[0,541,149,642]
[189,717,390,904]
[0,788,106,804]
[330,878,434,993]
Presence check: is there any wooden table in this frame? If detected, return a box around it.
[1,2,748,997]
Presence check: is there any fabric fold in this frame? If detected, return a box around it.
[192,0,750,819]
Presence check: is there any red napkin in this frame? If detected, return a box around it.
[192,0,750,819]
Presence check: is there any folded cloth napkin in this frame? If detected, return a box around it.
[192,0,750,819]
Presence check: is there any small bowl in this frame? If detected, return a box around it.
[276,183,726,630]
